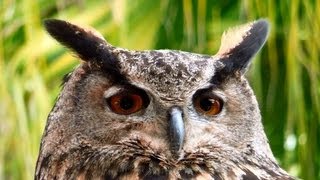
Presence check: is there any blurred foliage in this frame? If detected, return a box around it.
[0,0,319,179]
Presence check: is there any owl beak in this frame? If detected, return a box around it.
[168,107,185,154]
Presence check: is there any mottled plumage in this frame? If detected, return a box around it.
[35,19,294,179]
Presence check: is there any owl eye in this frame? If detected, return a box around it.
[194,95,223,116]
[108,92,146,115]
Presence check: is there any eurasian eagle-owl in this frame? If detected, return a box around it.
[35,19,294,179]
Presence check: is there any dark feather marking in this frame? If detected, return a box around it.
[61,72,71,86]
[138,162,168,180]
[179,169,194,179]
[35,154,52,179]
[38,154,51,170]
[242,169,260,180]
[181,167,210,179]
[212,173,223,180]
[142,174,168,180]
[104,173,115,180]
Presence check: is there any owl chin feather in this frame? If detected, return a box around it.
[36,137,293,179]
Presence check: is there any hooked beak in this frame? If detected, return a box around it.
[168,107,185,155]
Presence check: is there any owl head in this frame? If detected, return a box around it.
[36,19,293,179]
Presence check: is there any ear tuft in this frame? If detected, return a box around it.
[44,19,112,61]
[216,19,269,58]
[214,19,269,76]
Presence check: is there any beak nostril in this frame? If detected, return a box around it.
[168,107,185,156]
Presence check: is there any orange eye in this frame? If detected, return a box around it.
[194,95,223,116]
[108,93,145,115]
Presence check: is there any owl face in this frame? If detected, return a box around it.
[103,48,262,153]
[36,19,293,179]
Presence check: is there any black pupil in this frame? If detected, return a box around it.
[120,96,134,110]
[200,98,213,111]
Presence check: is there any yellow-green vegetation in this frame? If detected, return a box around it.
[0,0,319,179]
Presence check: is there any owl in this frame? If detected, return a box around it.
[35,19,294,180]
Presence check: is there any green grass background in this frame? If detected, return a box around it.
[0,0,319,179]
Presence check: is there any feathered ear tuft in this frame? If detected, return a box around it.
[44,19,115,63]
[214,19,269,76]
[44,19,124,77]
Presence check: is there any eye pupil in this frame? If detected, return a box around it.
[200,98,213,112]
[120,96,134,110]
